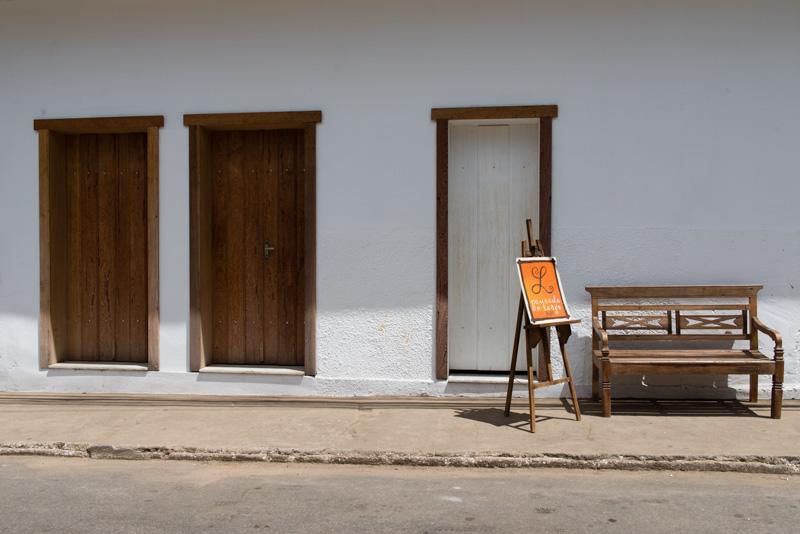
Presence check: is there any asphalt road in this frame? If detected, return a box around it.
[0,457,798,533]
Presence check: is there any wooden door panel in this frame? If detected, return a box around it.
[97,134,117,358]
[448,126,479,370]
[65,135,83,358]
[211,131,230,363]
[476,126,511,371]
[275,130,301,366]
[243,131,264,365]
[128,133,148,362]
[262,131,280,363]
[448,123,539,372]
[61,132,149,362]
[225,130,246,364]
[79,134,99,359]
[210,129,305,366]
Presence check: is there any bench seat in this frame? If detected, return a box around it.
[592,349,775,374]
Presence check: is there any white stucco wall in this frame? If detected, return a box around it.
[0,0,798,398]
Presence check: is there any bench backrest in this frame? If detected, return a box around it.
[585,285,762,349]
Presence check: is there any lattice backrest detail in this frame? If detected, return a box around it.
[603,313,670,331]
[676,313,747,336]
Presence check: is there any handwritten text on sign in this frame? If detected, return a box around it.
[517,258,570,324]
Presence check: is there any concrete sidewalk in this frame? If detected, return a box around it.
[1,394,798,473]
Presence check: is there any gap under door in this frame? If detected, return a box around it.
[448,121,540,372]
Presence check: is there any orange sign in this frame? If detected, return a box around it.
[516,257,571,324]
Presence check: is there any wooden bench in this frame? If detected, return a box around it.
[586,285,784,418]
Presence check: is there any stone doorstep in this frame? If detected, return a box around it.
[1,442,798,476]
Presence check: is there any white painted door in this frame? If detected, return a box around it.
[448,122,539,371]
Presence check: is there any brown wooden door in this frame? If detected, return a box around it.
[209,129,305,366]
[61,133,149,362]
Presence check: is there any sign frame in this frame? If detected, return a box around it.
[516,256,573,326]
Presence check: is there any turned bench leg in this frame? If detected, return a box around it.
[592,360,599,401]
[749,374,758,403]
[771,381,783,419]
[772,367,784,420]
[601,359,611,417]
[772,349,784,419]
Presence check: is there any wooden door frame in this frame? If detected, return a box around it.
[185,111,321,375]
[430,105,558,379]
[34,115,164,370]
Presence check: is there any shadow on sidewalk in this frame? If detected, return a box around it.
[578,399,762,418]
[453,406,577,432]
[454,399,762,430]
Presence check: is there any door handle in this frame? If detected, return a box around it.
[263,240,276,260]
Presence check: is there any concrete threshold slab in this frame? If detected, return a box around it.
[1,441,798,476]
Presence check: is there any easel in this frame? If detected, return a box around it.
[504,219,581,432]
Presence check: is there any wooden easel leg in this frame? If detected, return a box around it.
[542,328,555,386]
[537,344,549,383]
[557,324,581,421]
[525,329,537,433]
[504,297,525,417]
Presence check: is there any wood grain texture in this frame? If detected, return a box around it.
[475,126,510,371]
[447,126,478,370]
[431,105,558,121]
[262,131,279,363]
[435,109,555,378]
[588,285,782,418]
[189,126,211,371]
[677,314,744,330]
[210,131,230,363]
[79,134,99,360]
[66,135,83,360]
[38,130,54,368]
[598,303,748,311]
[243,131,264,365]
[586,285,763,298]
[435,119,449,380]
[276,131,297,365]
[538,118,552,256]
[146,127,160,370]
[206,129,307,367]
[183,111,321,130]
[48,132,68,367]
[303,124,317,376]
[604,314,670,330]
[97,134,117,359]
[189,127,200,371]
[606,333,749,342]
[114,134,132,360]
[37,124,159,367]
[448,124,537,372]
[34,116,163,133]
[128,133,148,363]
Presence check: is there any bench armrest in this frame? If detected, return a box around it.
[592,318,610,354]
[751,316,782,350]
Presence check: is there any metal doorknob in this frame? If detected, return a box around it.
[263,240,276,260]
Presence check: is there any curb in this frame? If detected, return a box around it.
[2,442,798,475]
